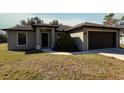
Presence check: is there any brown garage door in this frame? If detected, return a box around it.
[88,32,116,49]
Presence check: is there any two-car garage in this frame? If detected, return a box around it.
[88,31,116,49]
[67,22,120,51]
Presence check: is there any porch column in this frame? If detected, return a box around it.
[51,28,55,48]
[116,31,120,48]
[36,28,41,50]
[83,29,88,51]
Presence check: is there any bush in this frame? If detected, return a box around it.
[53,32,79,52]
[0,35,7,43]
[120,44,124,48]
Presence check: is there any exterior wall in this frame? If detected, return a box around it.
[51,28,55,48]
[7,31,36,50]
[70,28,84,50]
[36,27,55,50]
[83,28,88,51]
[55,32,58,43]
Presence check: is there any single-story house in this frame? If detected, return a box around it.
[2,22,120,51]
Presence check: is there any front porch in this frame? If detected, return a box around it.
[35,27,56,50]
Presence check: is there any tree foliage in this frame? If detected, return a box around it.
[20,17,43,25]
[120,16,124,25]
[49,20,59,25]
[103,13,119,26]
[121,16,124,20]
[53,32,79,52]
[0,35,7,42]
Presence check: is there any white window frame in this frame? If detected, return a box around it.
[17,32,27,46]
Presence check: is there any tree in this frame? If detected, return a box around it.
[54,32,79,52]
[49,20,59,25]
[20,20,27,25]
[33,17,43,24]
[113,19,120,26]
[120,16,124,25]
[15,24,20,27]
[0,34,7,42]
[103,13,119,26]
[20,17,43,25]
[121,16,124,20]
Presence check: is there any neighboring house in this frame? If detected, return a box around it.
[0,30,6,43]
[2,22,120,51]
[0,30,5,35]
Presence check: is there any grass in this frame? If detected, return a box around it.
[0,44,124,80]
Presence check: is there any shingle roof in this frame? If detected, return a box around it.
[32,23,59,28]
[65,22,120,31]
[2,23,59,31]
[2,22,120,32]
[56,24,72,31]
[2,25,34,31]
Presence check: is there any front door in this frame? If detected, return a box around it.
[41,33,49,48]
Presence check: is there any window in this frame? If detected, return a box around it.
[120,36,122,40]
[17,32,27,46]
[120,35,123,40]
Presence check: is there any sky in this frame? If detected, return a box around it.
[0,13,124,29]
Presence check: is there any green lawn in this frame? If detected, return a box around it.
[0,44,124,80]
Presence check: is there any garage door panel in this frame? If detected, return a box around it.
[88,32,116,49]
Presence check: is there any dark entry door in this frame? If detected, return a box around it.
[88,32,116,49]
[41,33,49,48]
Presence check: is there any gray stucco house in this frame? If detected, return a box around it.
[2,22,120,51]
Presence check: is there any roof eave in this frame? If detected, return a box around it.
[32,24,59,28]
[1,29,34,31]
[65,25,120,31]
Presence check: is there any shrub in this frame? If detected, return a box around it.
[0,34,7,43]
[53,32,79,52]
[120,44,124,48]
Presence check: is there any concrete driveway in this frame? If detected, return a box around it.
[72,48,124,61]
[43,48,124,61]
